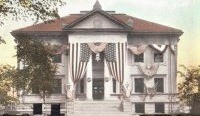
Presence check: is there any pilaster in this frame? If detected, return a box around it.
[86,55,93,100]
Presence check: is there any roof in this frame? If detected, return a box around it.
[12,10,183,35]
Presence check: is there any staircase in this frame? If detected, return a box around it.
[74,100,130,116]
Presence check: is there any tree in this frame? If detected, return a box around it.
[0,64,18,106]
[0,0,65,25]
[178,65,200,114]
[15,34,58,102]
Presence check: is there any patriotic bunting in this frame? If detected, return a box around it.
[105,43,126,95]
[87,42,107,53]
[138,63,159,78]
[128,45,147,55]
[68,43,90,99]
[142,83,157,101]
[151,44,167,53]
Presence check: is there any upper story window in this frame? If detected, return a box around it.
[135,103,145,113]
[154,53,163,62]
[135,78,144,93]
[134,53,144,62]
[155,103,165,113]
[52,54,62,63]
[154,78,164,93]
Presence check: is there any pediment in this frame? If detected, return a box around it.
[64,10,131,29]
[73,13,123,29]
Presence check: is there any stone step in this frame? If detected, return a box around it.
[74,107,121,112]
[73,100,129,116]
[74,112,129,116]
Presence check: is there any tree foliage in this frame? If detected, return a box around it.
[178,65,200,105]
[0,64,18,106]
[15,35,58,101]
[0,0,65,25]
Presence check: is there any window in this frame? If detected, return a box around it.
[135,78,144,93]
[80,78,84,93]
[53,79,62,94]
[135,103,145,113]
[154,78,164,93]
[32,82,39,94]
[113,78,116,93]
[33,103,42,115]
[154,53,163,62]
[155,103,165,113]
[51,103,60,116]
[52,54,62,63]
[134,53,144,62]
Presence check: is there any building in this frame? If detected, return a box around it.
[11,1,183,116]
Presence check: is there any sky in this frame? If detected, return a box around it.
[0,0,200,67]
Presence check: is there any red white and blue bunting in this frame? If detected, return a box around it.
[68,43,90,99]
[151,44,167,53]
[138,63,159,78]
[128,45,148,55]
[105,43,126,96]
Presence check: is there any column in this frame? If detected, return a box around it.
[86,55,93,100]
[104,59,111,100]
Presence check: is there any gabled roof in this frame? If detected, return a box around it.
[12,9,183,35]
[63,9,132,29]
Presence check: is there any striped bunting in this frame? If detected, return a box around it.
[69,43,90,85]
[105,43,125,87]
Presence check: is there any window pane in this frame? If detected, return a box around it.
[32,83,39,94]
[135,103,145,113]
[134,53,144,62]
[154,78,164,93]
[33,103,42,115]
[52,54,62,63]
[154,53,163,62]
[113,78,116,93]
[155,103,165,113]
[80,78,84,93]
[135,78,144,93]
[51,103,60,116]
[53,79,62,94]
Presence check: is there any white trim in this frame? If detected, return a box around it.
[69,34,127,43]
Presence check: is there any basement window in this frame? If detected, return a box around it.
[135,103,145,113]
[155,103,165,113]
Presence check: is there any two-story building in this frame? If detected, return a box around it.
[11,1,183,116]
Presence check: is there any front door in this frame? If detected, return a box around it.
[93,78,104,100]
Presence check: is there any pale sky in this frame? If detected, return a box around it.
[0,0,200,67]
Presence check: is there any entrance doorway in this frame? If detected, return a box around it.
[93,78,104,100]
[92,52,104,100]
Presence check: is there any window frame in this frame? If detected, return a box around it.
[52,79,62,94]
[33,103,42,115]
[155,103,165,113]
[134,53,144,63]
[135,103,145,113]
[154,53,163,63]
[154,78,164,93]
[134,78,144,93]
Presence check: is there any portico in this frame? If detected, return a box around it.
[68,33,128,100]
